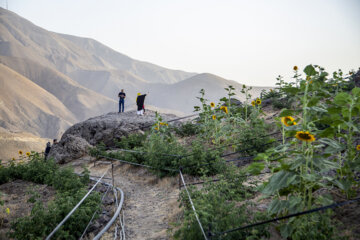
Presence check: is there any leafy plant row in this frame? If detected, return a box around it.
[0,153,101,240]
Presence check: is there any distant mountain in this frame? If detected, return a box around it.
[0,63,76,137]
[0,7,195,87]
[0,56,117,120]
[0,7,270,160]
[147,73,271,113]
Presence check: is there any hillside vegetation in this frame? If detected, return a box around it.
[91,64,360,239]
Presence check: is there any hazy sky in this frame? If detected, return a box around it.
[3,0,360,86]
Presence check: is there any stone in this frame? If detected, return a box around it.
[48,110,182,164]
[103,195,114,205]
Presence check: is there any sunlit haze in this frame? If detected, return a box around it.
[5,0,360,86]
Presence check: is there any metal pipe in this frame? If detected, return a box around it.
[46,167,110,240]
[93,185,124,240]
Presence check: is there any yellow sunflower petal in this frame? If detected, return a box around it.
[295,131,316,142]
[281,116,296,127]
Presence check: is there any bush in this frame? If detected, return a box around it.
[143,132,187,177]
[0,154,101,240]
[174,122,200,137]
[114,133,147,149]
[235,119,274,156]
[174,166,269,240]
[9,190,100,240]
[180,139,225,176]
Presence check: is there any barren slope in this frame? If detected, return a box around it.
[0,63,75,138]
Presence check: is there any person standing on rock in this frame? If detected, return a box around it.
[44,142,51,160]
[136,93,147,116]
[118,89,126,113]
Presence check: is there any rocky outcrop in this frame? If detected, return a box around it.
[48,111,180,163]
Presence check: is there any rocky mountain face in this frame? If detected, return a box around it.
[0,7,269,160]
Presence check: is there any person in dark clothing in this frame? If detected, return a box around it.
[118,89,126,113]
[136,93,147,116]
[44,142,51,160]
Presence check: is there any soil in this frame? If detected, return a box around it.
[0,180,56,239]
[67,156,181,240]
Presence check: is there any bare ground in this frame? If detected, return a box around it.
[67,156,181,240]
[0,180,56,239]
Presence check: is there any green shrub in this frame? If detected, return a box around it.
[181,139,225,176]
[175,166,269,240]
[143,132,187,177]
[9,190,100,240]
[235,119,274,156]
[0,154,101,240]
[114,133,147,149]
[174,121,200,137]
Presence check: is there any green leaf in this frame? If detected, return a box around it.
[307,96,320,107]
[318,138,343,150]
[302,173,318,182]
[308,106,328,113]
[352,87,360,96]
[246,162,265,175]
[317,127,336,138]
[334,92,351,105]
[262,171,298,195]
[333,179,352,191]
[327,106,342,115]
[282,86,300,95]
[304,65,317,76]
[279,109,295,117]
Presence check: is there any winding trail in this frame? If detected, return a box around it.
[69,156,181,240]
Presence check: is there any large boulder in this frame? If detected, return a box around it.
[48,111,180,163]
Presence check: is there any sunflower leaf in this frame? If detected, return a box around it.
[262,171,298,195]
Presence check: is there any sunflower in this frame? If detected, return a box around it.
[251,100,255,107]
[220,106,228,114]
[256,98,261,105]
[26,152,30,156]
[210,102,215,108]
[18,150,23,155]
[295,131,316,142]
[159,122,168,126]
[212,115,216,120]
[6,208,10,215]
[293,66,298,71]
[281,116,297,127]
[356,145,360,151]
[154,127,159,131]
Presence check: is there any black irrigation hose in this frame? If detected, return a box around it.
[180,131,281,158]
[181,138,287,170]
[105,132,282,164]
[107,148,184,158]
[128,113,199,132]
[179,171,271,188]
[220,137,289,158]
[99,155,178,172]
[210,197,360,238]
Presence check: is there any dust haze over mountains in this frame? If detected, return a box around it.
[0,7,269,159]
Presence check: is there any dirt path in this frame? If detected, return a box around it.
[68,157,181,240]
